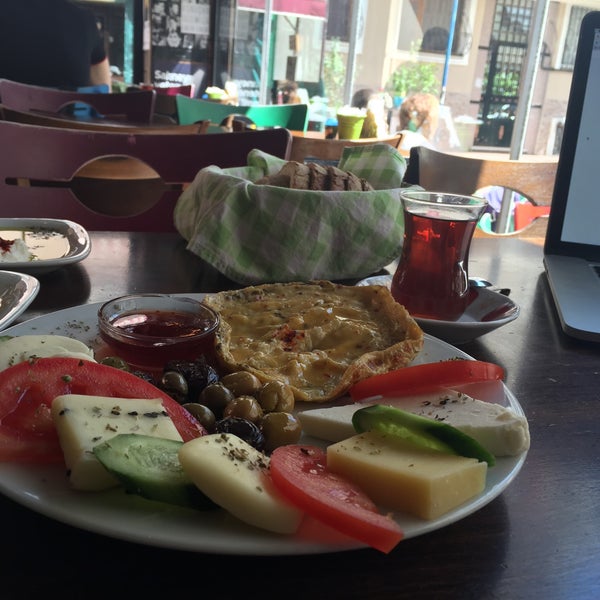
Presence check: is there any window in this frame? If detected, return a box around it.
[397,0,472,55]
[561,6,593,69]
[327,0,352,42]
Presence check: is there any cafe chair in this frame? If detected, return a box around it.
[0,104,208,134]
[403,145,557,234]
[289,133,405,165]
[0,78,156,124]
[176,95,309,132]
[0,121,292,232]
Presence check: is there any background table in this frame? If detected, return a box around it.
[2,231,599,599]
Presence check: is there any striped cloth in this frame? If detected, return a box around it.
[174,143,414,285]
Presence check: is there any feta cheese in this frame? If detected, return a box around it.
[179,434,304,534]
[298,390,530,456]
[0,238,33,262]
[0,335,95,371]
[51,394,183,491]
[327,432,487,520]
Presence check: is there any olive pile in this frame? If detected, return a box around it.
[100,356,302,453]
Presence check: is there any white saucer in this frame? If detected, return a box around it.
[356,274,520,344]
[0,270,40,331]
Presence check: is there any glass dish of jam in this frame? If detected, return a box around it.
[98,294,219,370]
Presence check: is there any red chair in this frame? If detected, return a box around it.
[0,78,156,123]
[513,202,551,230]
[0,121,292,232]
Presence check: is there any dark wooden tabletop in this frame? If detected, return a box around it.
[2,231,599,599]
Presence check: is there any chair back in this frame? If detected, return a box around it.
[176,95,309,131]
[0,104,207,134]
[0,121,292,232]
[289,133,404,164]
[0,79,156,123]
[403,145,558,234]
[404,145,557,205]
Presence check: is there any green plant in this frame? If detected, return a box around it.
[386,41,441,97]
[322,37,346,109]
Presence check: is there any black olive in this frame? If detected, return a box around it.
[164,356,219,399]
[215,417,265,452]
[130,370,158,386]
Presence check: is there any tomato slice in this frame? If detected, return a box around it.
[269,445,403,553]
[0,357,206,463]
[349,360,505,401]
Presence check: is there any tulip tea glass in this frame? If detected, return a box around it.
[391,190,488,321]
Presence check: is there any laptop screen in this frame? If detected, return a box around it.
[545,12,600,259]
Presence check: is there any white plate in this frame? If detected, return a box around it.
[0,297,527,555]
[357,275,520,344]
[0,271,40,331]
[0,218,91,275]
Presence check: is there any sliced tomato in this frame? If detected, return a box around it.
[350,360,505,401]
[269,445,403,554]
[0,357,206,463]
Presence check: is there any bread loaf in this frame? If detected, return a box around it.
[256,161,374,191]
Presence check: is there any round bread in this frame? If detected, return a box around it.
[203,281,424,402]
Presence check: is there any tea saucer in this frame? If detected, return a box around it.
[356,275,520,344]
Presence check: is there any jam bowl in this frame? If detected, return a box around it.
[98,294,220,371]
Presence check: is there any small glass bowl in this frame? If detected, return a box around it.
[98,294,219,371]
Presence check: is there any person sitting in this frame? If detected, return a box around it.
[397,92,440,150]
[0,0,111,90]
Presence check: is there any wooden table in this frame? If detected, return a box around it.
[2,231,599,599]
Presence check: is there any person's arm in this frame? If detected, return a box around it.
[90,57,111,87]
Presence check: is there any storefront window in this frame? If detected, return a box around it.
[398,0,472,56]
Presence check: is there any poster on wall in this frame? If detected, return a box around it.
[150,0,209,93]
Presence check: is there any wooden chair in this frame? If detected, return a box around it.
[176,95,309,132]
[0,121,292,232]
[403,145,558,234]
[289,133,405,164]
[0,79,156,124]
[0,104,208,134]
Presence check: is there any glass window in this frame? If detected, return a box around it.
[561,6,593,70]
[397,0,472,55]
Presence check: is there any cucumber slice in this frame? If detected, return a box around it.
[352,404,495,466]
[93,434,216,509]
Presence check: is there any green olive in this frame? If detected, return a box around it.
[258,380,295,413]
[160,371,189,400]
[199,383,235,417]
[220,371,262,396]
[222,395,264,424]
[261,411,302,452]
[182,403,216,433]
[100,356,130,371]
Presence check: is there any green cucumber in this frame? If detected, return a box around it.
[93,434,216,509]
[352,404,495,466]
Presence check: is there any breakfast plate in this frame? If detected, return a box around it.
[0,296,527,555]
[357,274,520,344]
[0,218,91,275]
[0,271,40,331]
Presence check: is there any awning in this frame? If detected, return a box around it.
[237,0,327,19]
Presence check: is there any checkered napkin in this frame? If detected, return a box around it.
[173,143,411,285]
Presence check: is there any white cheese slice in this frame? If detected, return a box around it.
[0,334,95,371]
[51,394,183,491]
[298,390,530,457]
[179,434,304,535]
[327,431,487,520]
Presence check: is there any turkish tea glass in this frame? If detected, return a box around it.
[391,190,488,321]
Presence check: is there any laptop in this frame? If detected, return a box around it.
[544,11,600,341]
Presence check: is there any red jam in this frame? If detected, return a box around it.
[112,310,212,339]
[99,307,219,371]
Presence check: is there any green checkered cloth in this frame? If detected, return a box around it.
[174,143,411,285]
